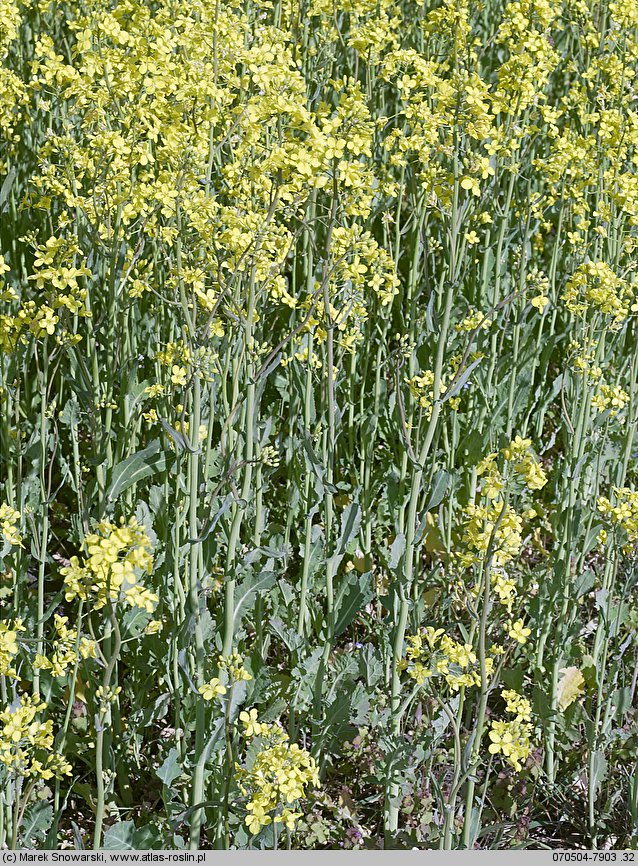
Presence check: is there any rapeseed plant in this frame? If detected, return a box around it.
[1,0,638,850]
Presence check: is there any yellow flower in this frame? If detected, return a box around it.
[460,176,480,195]
[488,720,531,772]
[507,619,531,644]
[276,808,302,830]
[170,365,188,386]
[0,694,70,780]
[144,619,163,635]
[0,619,24,677]
[0,502,22,547]
[531,294,549,311]
[198,678,227,700]
[240,708,265,738]
[237,718,319,834]
[501,689,532,721]
[245,795,273,834]
[61,518,155,612]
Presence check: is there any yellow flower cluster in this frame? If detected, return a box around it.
[525,268,550,312]
[331,226,400,309]
[60,518,157,612]
[598,488,638,548]
[404,627,498,691]
[477,436,547,501]
[454,310,493,333]
[0,0,26,157]
[406,369,460,419]
[11,0,406,373]
[0,235,91,349]
[0,694,71,781]
[568,339,603,380]
[157,340,190,371]
[455,439,544,642]
[197,654,251,701]
[291,224,400,356]
[562,262,633,326]
[491,568,517,611]
[457,502,524,569]
[488,689,533,772]
[501,436,548,490]
[591,384,630,417]
[219,652,252,683]
[0,618,24,676]
[422,0,471,54]
[235,710,319,835]
[381,49,496,203]
[493,0,559,115]
[566,334,632,426]
[467,572,532,644]
[33,614,95,677]
[343,0,400,60]
[0,502,21,547]
[610,0,638,30]
[0,0,20,58]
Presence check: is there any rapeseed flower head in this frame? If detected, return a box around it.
[0,694,71,780]
[33,614,94,678]
[0,502,22,547]
[405,628,496,691]
[488,688,534,772]
[562,261,632,326]
[0,618,24,677]
[60,518,156,612]
[235,711,319,835]
[598,487,638,550]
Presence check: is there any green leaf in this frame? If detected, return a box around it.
[233,571,276,629]
[157,748,182,788]
[133,824,165,849]
[269,615,304,652]
[192,493,233,543]
[106,439,166,502]
[590,750,608,800]
[442,357,482,401]
[71,821,85,850]
[20,801,53,847]
[313,691,353,751]
[334,571,374,636]
[103,821,164,850]
[350,681,370,725]
[337,500,361,555]
[58,396,80,428]
[226,681,249,724]
[0,538,12,568]
[359,643,384,687]
[574,569,596,599]
[388,533,405,569]
[300,432,335,493]
[103,821,137,850]
[0,165,16,210]
[121,606,151,640]
[424,469,450,511]
[583,523,603,557]
[159,418,191,453]
[290,647,323,710]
